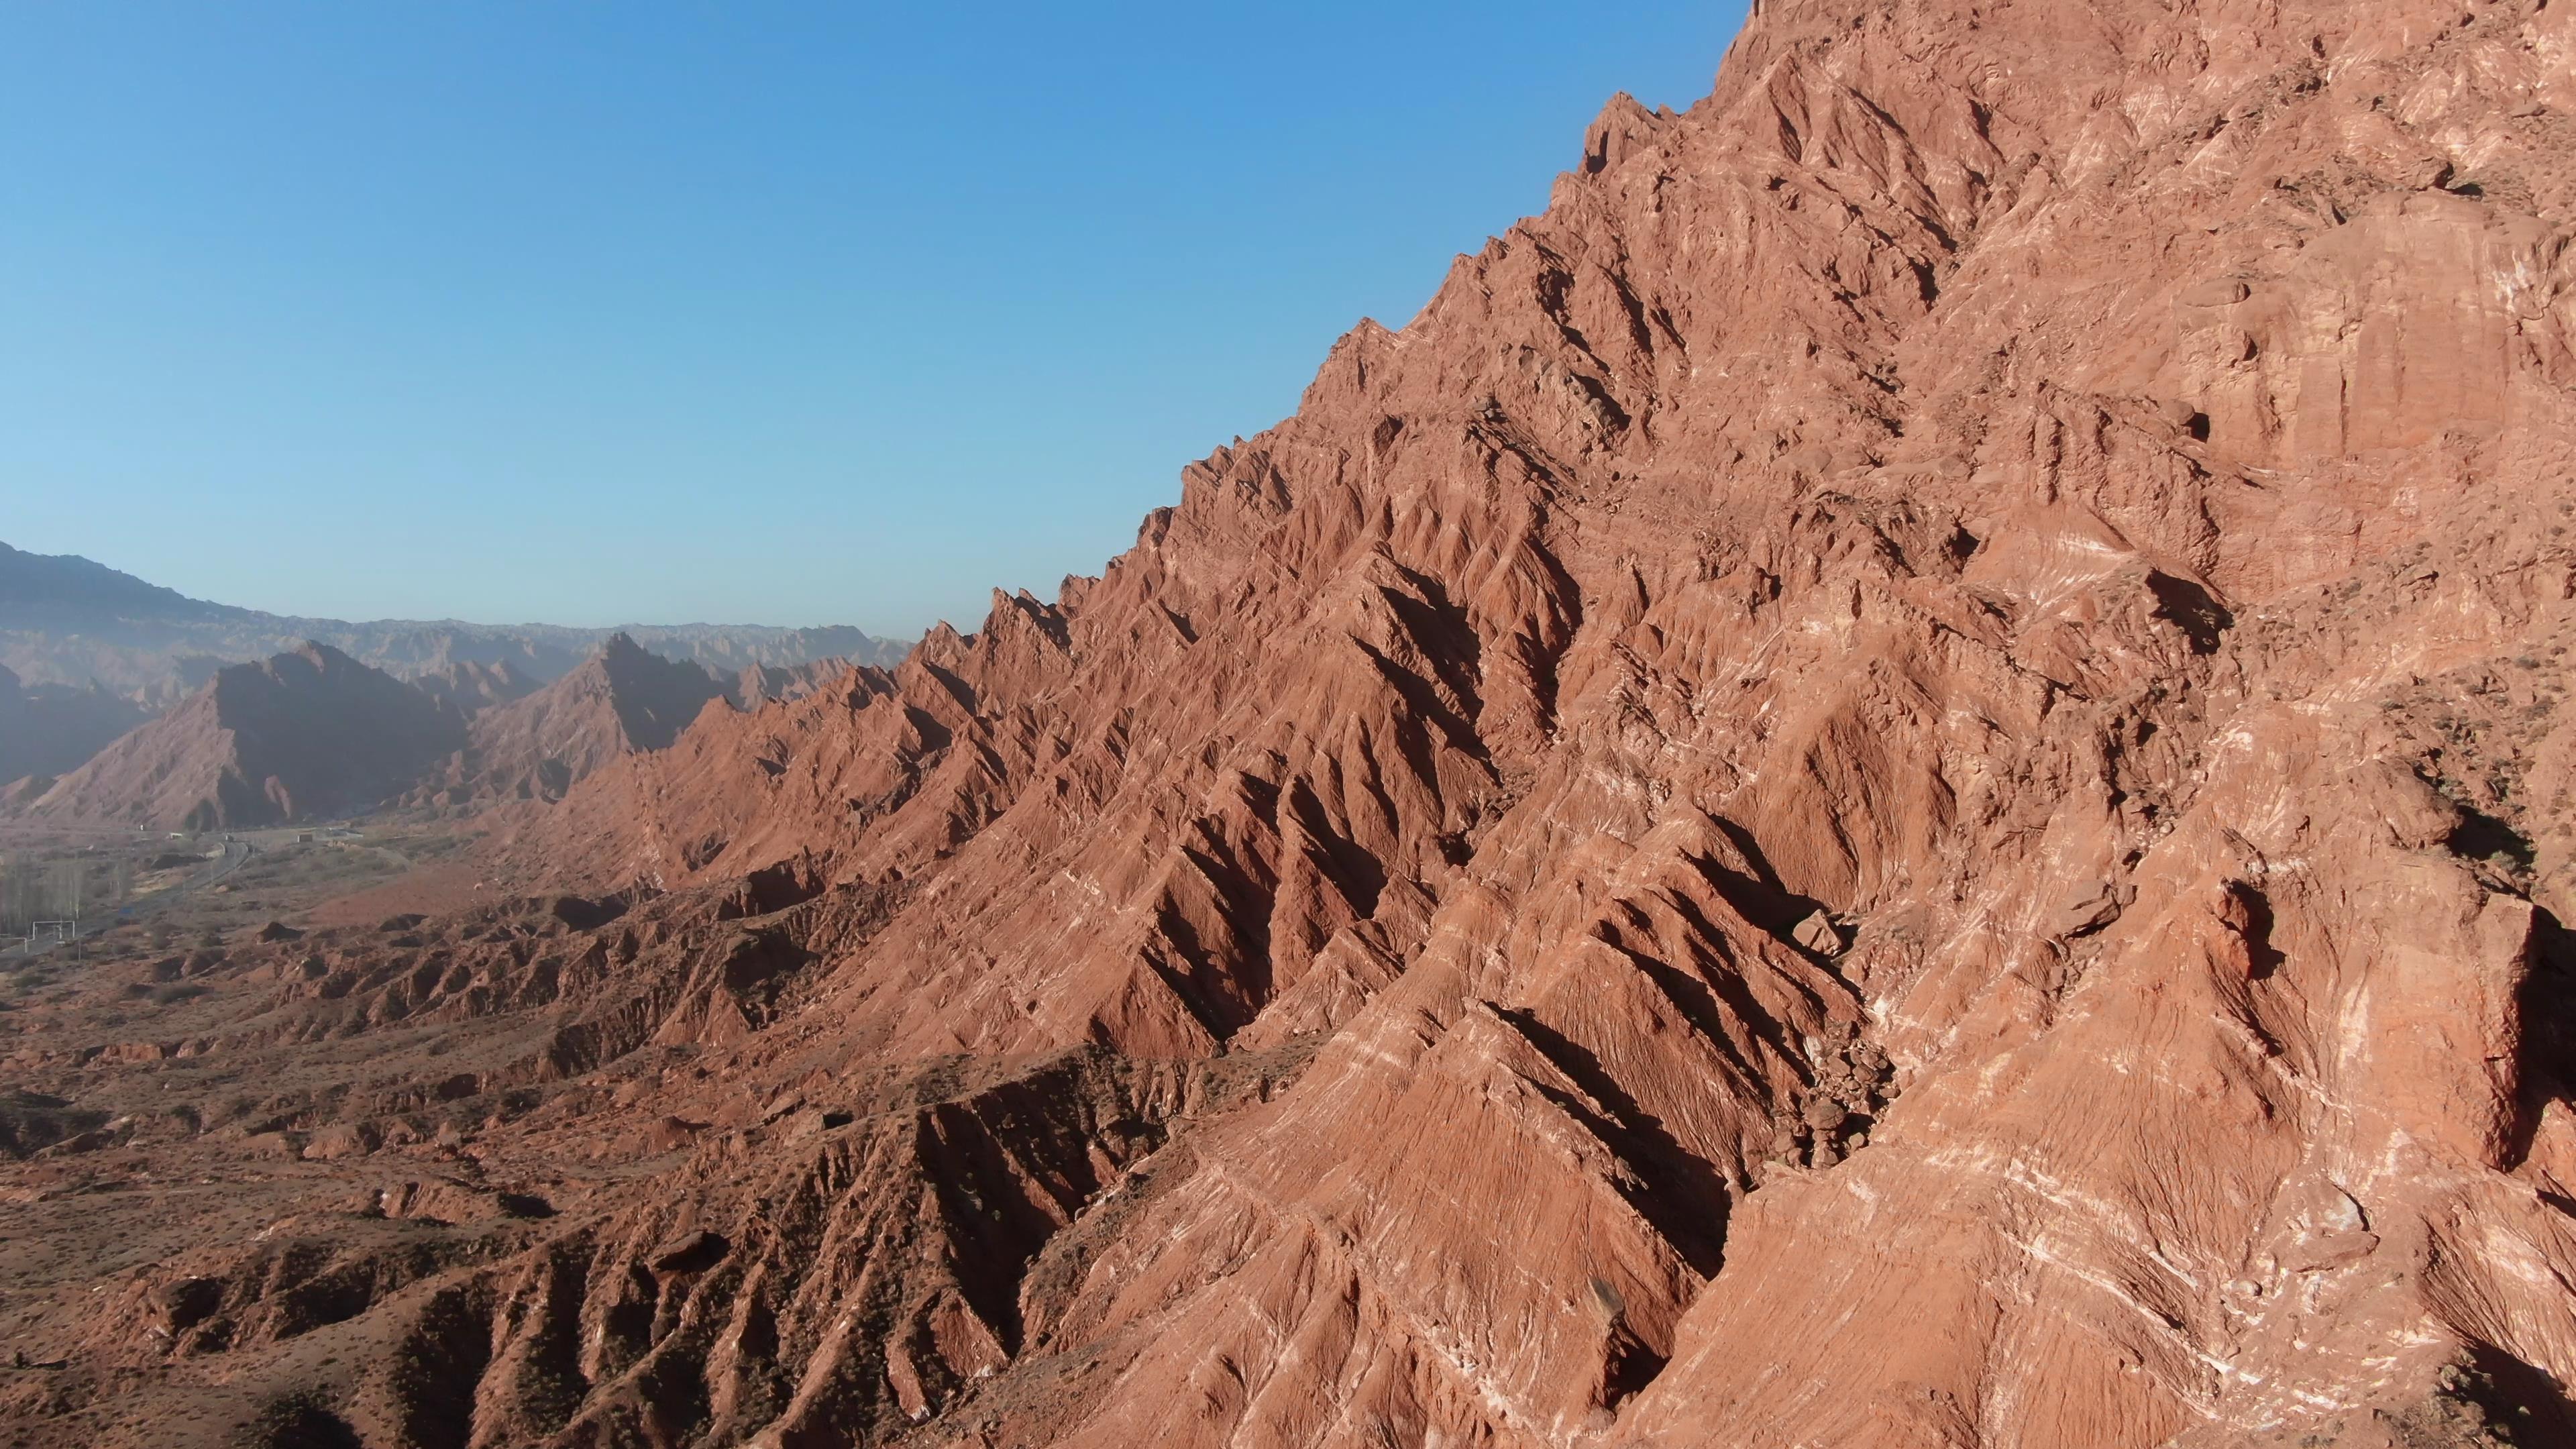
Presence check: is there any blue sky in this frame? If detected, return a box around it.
[0,2,1748,637]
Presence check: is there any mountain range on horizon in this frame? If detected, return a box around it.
[0,539,907,699]
[0,540,910,816]
[10,631,875,830]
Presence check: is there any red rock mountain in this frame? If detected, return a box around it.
[411,633,732,807]
[23,643,466,830]
[16,0,2576,1445]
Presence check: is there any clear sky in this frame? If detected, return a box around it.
[0,1,1750,637]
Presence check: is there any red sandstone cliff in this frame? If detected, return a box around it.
[472,0,2576,1436]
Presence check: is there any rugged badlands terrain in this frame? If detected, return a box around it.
[10,0,2576,1444]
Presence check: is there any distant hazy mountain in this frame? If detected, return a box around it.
[18,630,841,829]
[410,633,737,809]
[406,658,545,716]
[0,540,907,696]
[23,643,471,830]
[0,663,151,786]
[0,542,229,627]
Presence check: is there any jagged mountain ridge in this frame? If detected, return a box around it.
[15,0,2576,1444]
[0,542,227,626]
[17,635,849,828]
[406,658,544,717]
[409,635,741,808]
[25,643,470,830]
[472,0,2576,1437]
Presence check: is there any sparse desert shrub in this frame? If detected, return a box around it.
[235,1389,361,1449]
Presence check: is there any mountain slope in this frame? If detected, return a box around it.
[15,635,774,828]
[729,657,853,707]
[0,664,150,786]
[405,658,543,716]
[412,634,734,807]
[26,644,468,829]
[0,541,229,625]
[470,0,2576,1438]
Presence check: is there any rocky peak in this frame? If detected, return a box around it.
[592,629,651,671]
[23,643,460,827]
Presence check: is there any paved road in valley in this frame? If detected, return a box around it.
[2,840,257,960]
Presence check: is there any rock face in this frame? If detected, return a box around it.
[23,643,467,829]
[19,0,2576,1445]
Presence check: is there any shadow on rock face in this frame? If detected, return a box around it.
[2402,1343,2576,1449]
[2452,808,2540,877]
[2146,570,2235,655]
[2510,909,2576,1179]
[244,1391,362,1449]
